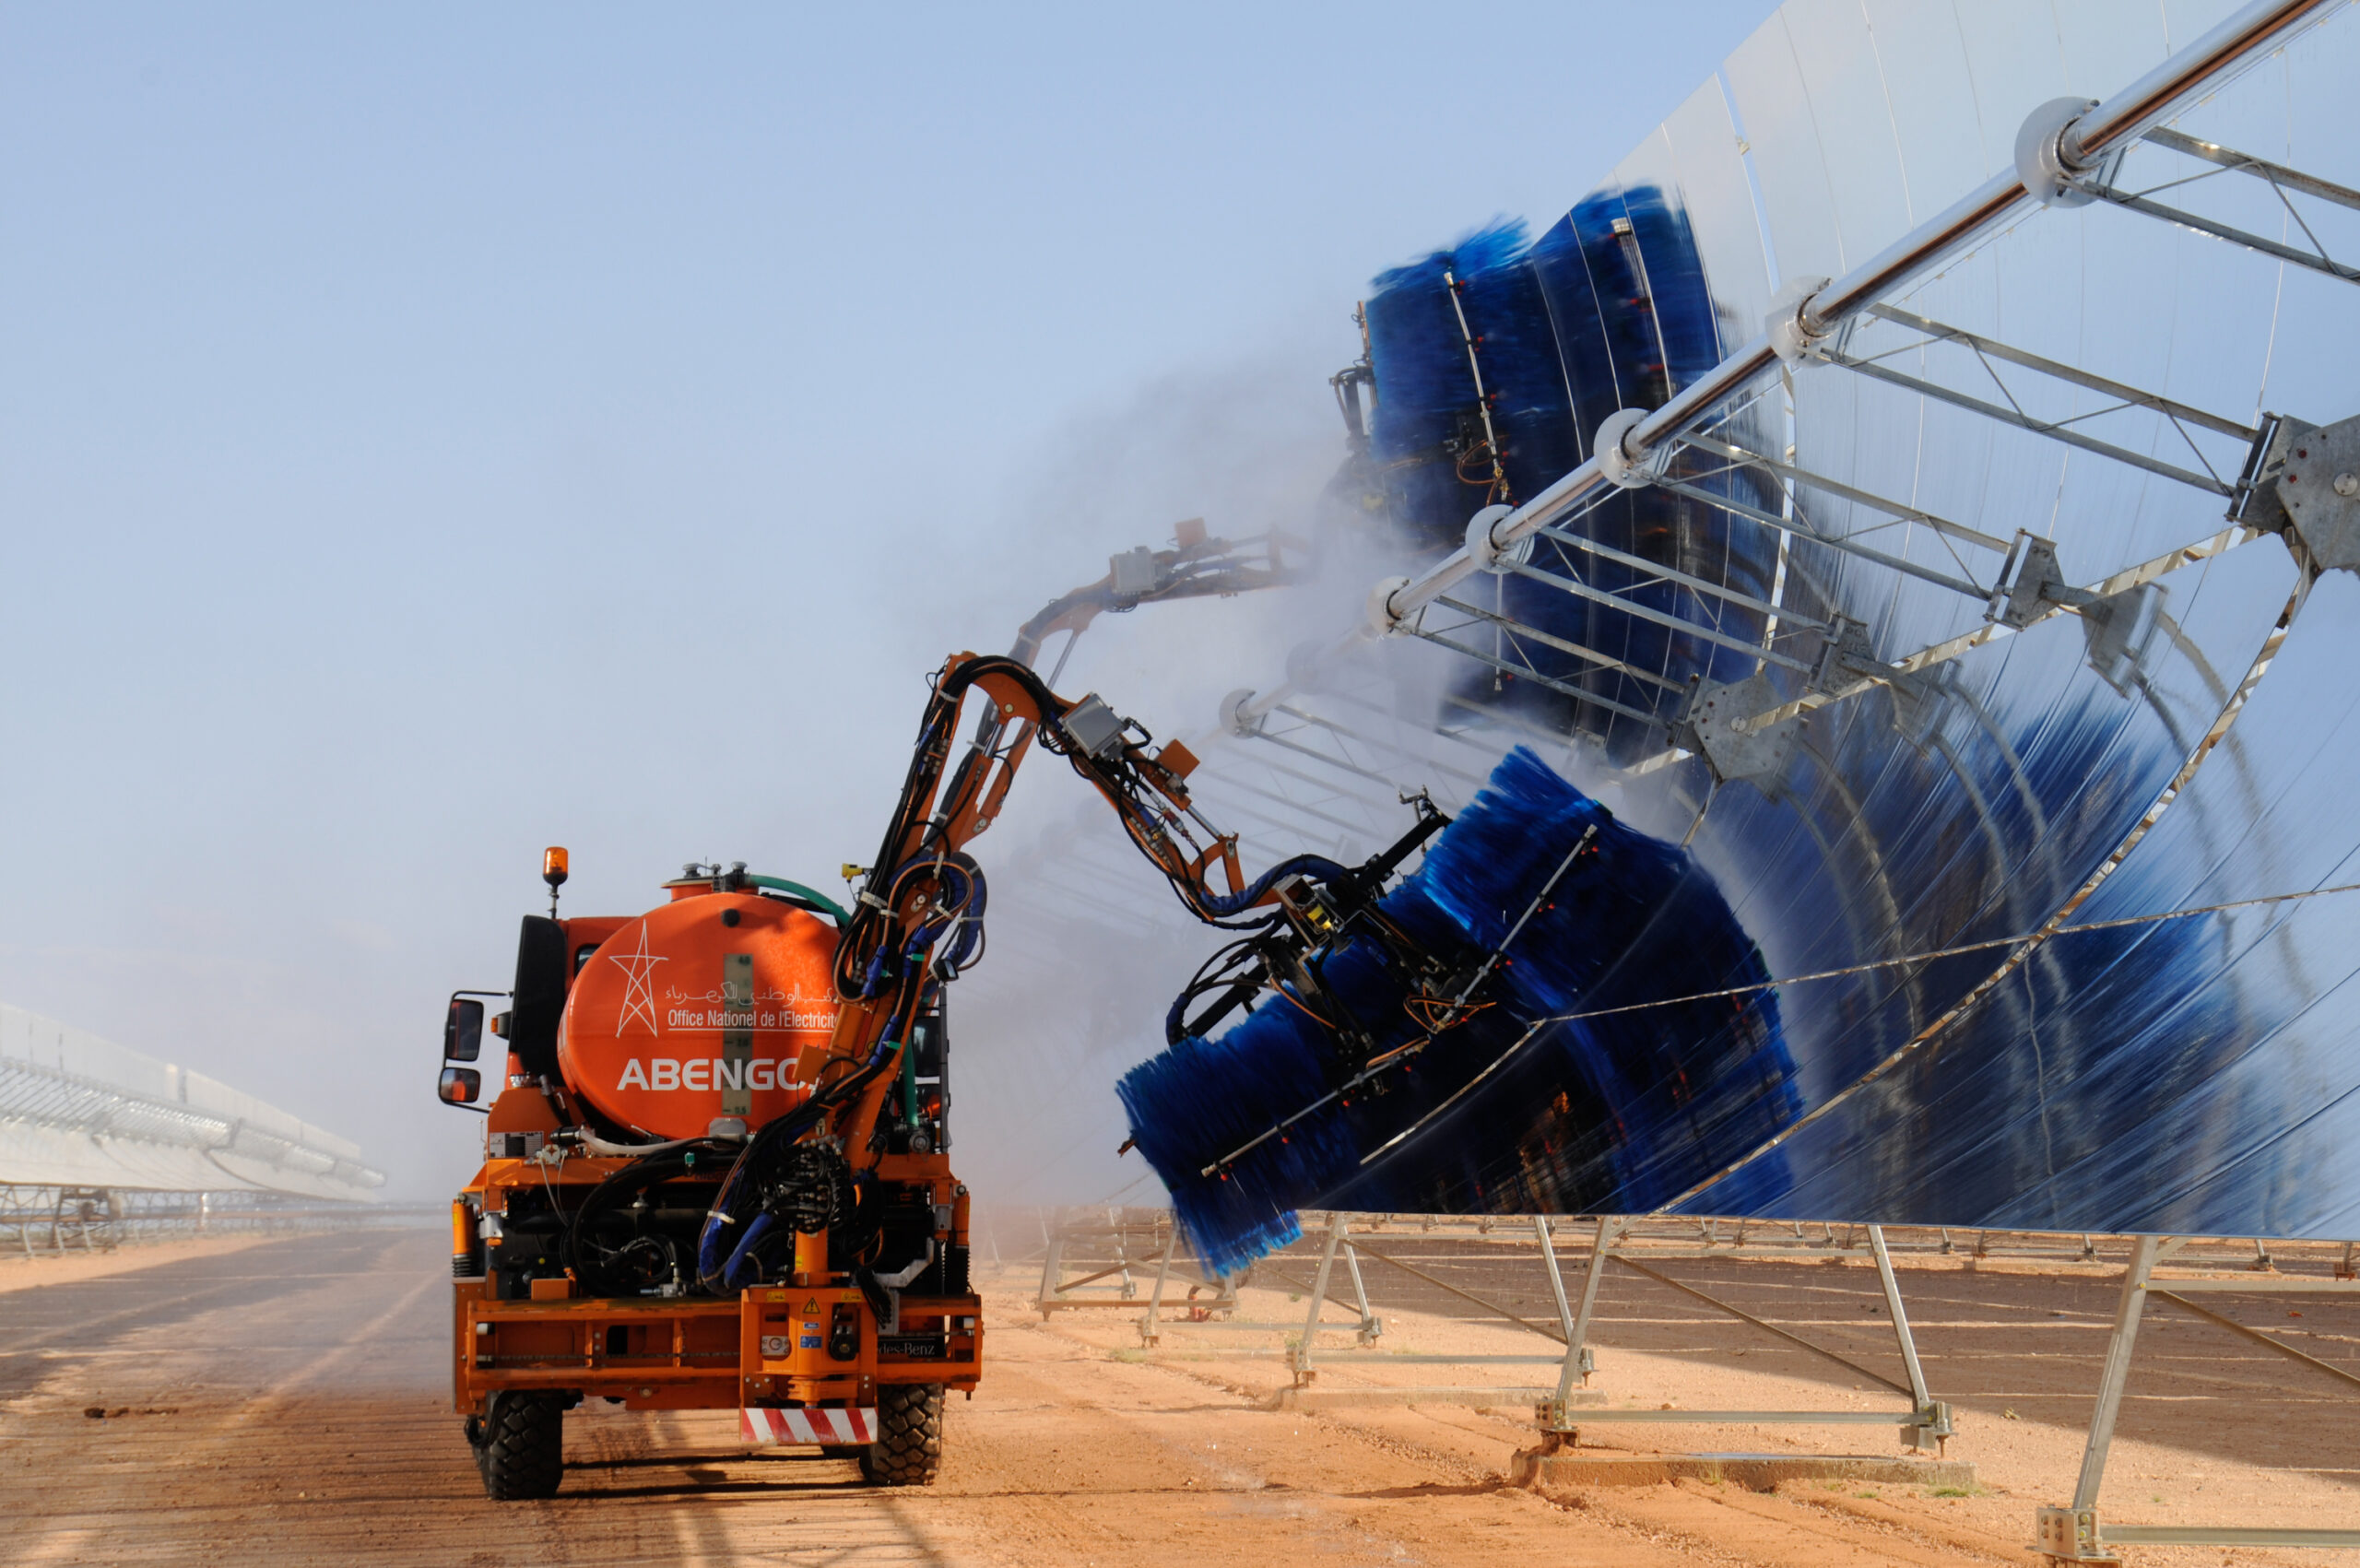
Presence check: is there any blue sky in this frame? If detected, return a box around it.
[0,2,1773,1197]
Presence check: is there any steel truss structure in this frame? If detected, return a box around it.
[1120,8,2360,1555]
[1015,1202,2360,1530]
[1026,1208,1242,1334]
[2038,1235,2360,1560]
[1211,0,2356,817]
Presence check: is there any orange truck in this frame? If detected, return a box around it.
[435,651,1262,1499]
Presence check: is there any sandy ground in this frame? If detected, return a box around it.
[0,1224,2354,1565]
[0,1232,283,1296]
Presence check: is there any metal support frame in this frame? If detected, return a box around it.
[1227,0,2338,741]
[1822,306,2257,497]
[2036,1235,2360,1562]
[1122,1220,1587,1413]
[1675,429,2012,559]
[1035,1208,1152,1315]
[1552,1215,1616,1411]
[1538,1220,1953,1454]
[1205,678,1498,847]
[1709,523,2271,747]
[1136,1219,1243,1347]
[1504,560,1819,672]
[0,1185,400,1256]
[1410,620,1672,729]
[1194,764,1384,841]
[2077,125,2360,288]
[1264,703,1491,792]
[1287,1211,1385,1379]
[1535,522,1833,631]
[1147,1211,1566,1386]
[1431,595,1692,700]
[1354,312,2283,794]
[1034,1208,1239,1325]
[1655,466,1994,600]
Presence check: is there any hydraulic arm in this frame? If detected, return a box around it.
[689,653,1353,1303]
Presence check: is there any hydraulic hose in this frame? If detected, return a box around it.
[1194,854,1352,919]
[746,875,851,925]
[721,1212,775,1291]
[575,1129,734,1159]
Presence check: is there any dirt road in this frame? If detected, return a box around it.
[2,1226,2355,1565]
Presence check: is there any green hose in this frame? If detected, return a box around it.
[746,874,853,925]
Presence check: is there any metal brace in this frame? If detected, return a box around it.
[1903,1398,1956,1452]
[1988,533,2096,628]
[2236,411,2360,573]
[1811,616,1944,743]
[1985,534,2181,696]
[2079,581,2169,696]
[1678,670,1797,789]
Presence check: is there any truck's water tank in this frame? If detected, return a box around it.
[558,892,840,1140]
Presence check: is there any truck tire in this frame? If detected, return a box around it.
[476,1391,565,1500]
[859,1383,943,1486]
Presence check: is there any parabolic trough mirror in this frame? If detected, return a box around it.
[976,0,2360,1272]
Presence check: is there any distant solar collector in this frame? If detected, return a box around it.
[0,1004,383,1201]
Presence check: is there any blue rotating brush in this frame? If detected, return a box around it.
[1118,748,1800,1278]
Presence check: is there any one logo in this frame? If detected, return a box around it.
[608,923,667,1036]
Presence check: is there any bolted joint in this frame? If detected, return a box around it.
[1464,503,1532,573]
[2250,411,2360,573]
[1765,274,1834,366]
[1365,573,1413,635]
[2034,1504,2117,1563]
[1594,408,1662,490]
[1680,670,1798,790]
[2014,97,2102,207]
[1988,531,2094,628]
[1902,1399,1955,1450]
[1535,1395,1584,1434]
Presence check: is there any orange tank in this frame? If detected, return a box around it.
[557,890,841,1140]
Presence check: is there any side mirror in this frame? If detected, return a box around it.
[444,996,485,1062]
[439,1066,483,1104]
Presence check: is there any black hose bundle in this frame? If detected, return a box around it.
[691,977,926,1294]
[562,1140,733,1296]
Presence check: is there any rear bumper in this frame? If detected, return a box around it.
[453,1280,982,1414]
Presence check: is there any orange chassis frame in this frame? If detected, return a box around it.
[453,1148,981,1421]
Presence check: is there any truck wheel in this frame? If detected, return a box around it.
[859,1384,943,1487]
[477,1391,565,1500]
